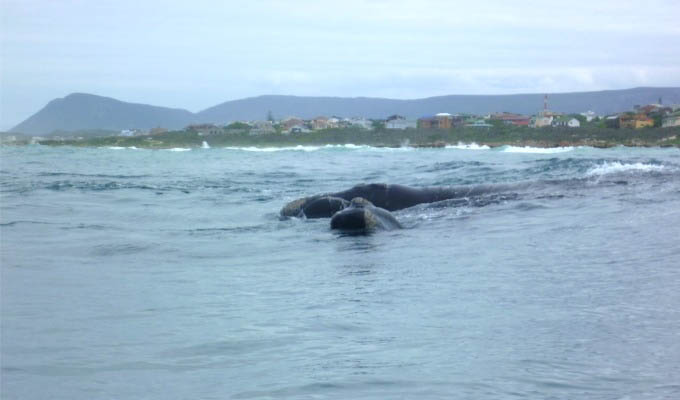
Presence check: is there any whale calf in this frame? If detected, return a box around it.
[330,198,402,232]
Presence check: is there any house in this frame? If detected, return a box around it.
[186,124,223,136]
[580,111,597,122]
[552,117,580,128]
[349,118,373,130]
[250,121,275,135]
[287,125,310,134]
[281,117,305,131]
[620,114,654,129]
[489,112,530,126]
[311,116,330,130]
[604,115,620,129]
[385,115,417,130]
[418,113,457,129]
[327,117,341,129]
[466,120,493,128]
[531,115,553,128]
[662,111,680,128]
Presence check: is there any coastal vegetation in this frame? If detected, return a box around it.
[25,125,680,149]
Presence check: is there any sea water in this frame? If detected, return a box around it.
[1,144,680,399]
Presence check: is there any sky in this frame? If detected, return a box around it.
[2,0,680,129]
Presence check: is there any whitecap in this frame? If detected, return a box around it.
[586,161,666,176]
[445,142,491,150]
[166,148,191,152]
[224,145,319,152]
[500,146,574,154]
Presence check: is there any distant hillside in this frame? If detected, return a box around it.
[199,87,680,122]
[11,93,195,135]
[11,88,680,135]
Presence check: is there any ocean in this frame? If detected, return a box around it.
[1,144,680,399]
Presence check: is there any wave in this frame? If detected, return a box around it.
[104,146,140,150]
[201,141,210,149]
[445,142,490,150]
[500,146,574,154]
[586,161,666,176]
[166,148,191,152]
[222,144,412,152]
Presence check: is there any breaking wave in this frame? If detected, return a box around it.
[223,144,412,152]
[500,146,575,154]
[586,161,667,176]
[445,142,491,150]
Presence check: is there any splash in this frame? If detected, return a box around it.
[202,141,210,149]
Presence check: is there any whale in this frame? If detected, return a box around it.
[296,196,349,218]
[281,183,520,218]
[330,198,402,232]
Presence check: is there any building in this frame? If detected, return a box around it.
[662,111,680,128]
[466,120,493,128]
[250,121,275,135]
[385,115,417,130]
[311,116,330,130]
[531,95,562,128]
[580,111,597,122]
[620,114,654,129]
[552,117,581,128]
[186,124,223,136]
[418,113,457,129]
[286,124,310,134]
[489,112,530,126]
[604,115,620,129]
[281,117,305,132]
[349,118,374,130]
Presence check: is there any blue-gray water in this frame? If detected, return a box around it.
[2,144,680,399]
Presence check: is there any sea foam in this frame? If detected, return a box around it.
[500,146,574,154]
[445,142,490,150]
[586,161,666,176]
[223,144,411,152]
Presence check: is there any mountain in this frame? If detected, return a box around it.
[11,93,195,135]
[11,87,680,135]
[198,87,680,122]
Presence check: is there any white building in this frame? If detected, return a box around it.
[580,110,597,122]
[349,118,374,130]
[385,115,417,130]
[662,112,680,128]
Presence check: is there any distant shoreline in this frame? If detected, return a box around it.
[4,126,680,149]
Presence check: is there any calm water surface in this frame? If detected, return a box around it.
[2,144,680,399]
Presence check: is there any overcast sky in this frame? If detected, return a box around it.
[2,0,679,129]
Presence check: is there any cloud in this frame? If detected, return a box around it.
[2,0,679,128]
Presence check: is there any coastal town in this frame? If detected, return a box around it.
[131,96,680,138]
[3,96,680,148]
